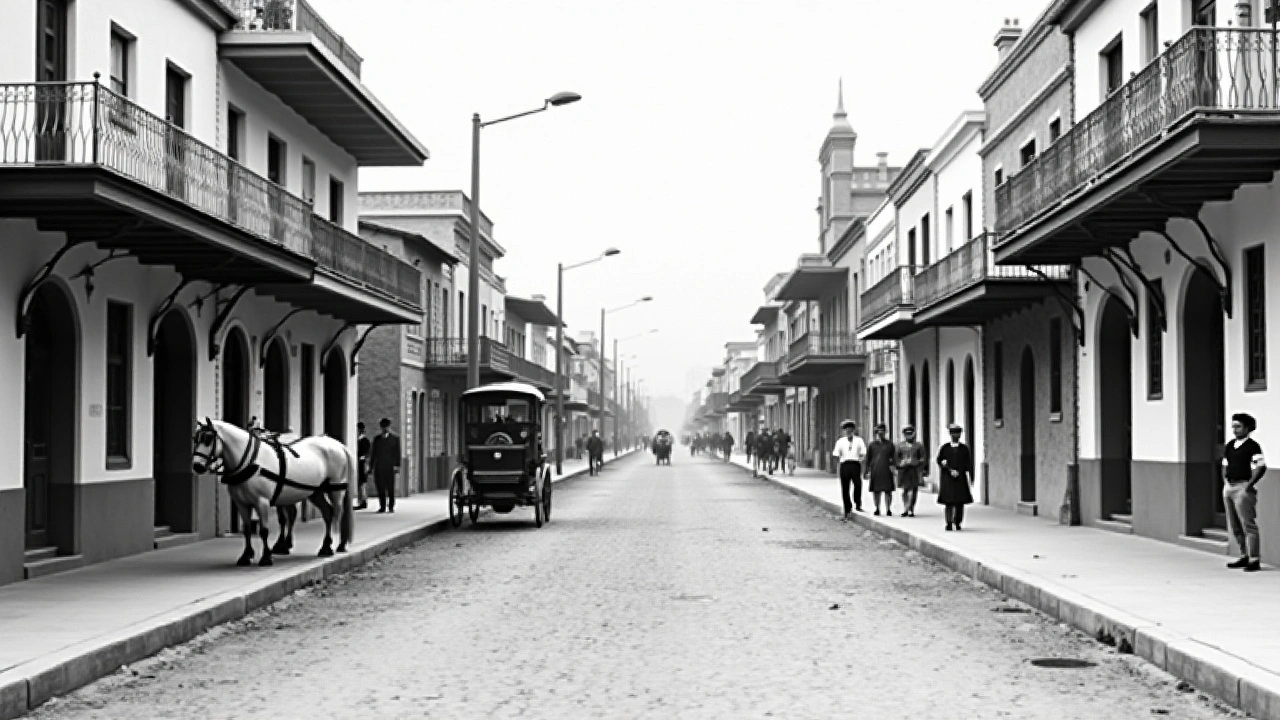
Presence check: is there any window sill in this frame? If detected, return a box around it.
[106,456,132,471]
[1147,392,1163,402]
[1049,412,1063,423]
[1246,380,1267,393]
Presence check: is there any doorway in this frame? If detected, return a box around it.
[153,311,196,533]
[323,350,347,442]
[221,328,250,534]
[1182,269,1226,530]
[35,0,68,162]
[24,283,77,551]
[921,361,932,456]
[263,338,290,432]
[1020,348,1037,503]
[964,356,976,451]
[1098,295,1133,519]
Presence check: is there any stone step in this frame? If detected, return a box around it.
[153,525,172,539]
[1095,519,1134,535]
[1016,501,1038,517]
[1109,513,1133,525]
[1177,533,1230,555]
[24,553,86,580]
[154,532,200,551]
[1200,526,1229,543]
[23,546,58,563]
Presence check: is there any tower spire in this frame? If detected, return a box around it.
[835,77,846,120]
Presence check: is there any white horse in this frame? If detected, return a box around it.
[191,418,355,566]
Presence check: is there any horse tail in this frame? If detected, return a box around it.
[340,443,355,546]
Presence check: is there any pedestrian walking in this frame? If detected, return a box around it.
[723,431,734,461]
[778,430,793,475]
[587,430,604,475]
[832,419,867,518]
[370,417,401,513]
[936,424,973,531]
[355,421,371,510]
[1224,412,1267,572]
[744,429,756,464]
[865,423,896,516]
[894,426,927,517]
[575,435,584,460]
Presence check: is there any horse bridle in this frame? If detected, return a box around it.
[192,420,258,478]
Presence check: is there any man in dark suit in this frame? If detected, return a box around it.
[370,417,401,513]
[586,430,604,476]
[355,422,371,510]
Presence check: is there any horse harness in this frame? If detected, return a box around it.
[213,427,347,505]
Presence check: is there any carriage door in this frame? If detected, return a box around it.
[35,0,68,162]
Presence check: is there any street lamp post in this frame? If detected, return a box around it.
[467,91,582,389]
[611,330,655,455]
[554,248,620,475]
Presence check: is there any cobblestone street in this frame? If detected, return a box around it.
[29,455,1242,719]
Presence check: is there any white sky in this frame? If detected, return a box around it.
[315,0,1049,401]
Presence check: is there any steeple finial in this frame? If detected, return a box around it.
[835,77,846,120]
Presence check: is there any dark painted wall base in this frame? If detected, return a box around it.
[0,488,24,585]
[77,478,155,563]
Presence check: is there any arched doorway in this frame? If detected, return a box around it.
[907,366,917,428]
[24,283,77,552]
[964,356,976,454]
[222,328,250,428]
[323,349,347,442]
[153,311,196,533]
[1020,348,1037,503]
[1182,269,1226,530]
[1098,295,1133,520]
[921,361,932,455]
[263,338,290,432]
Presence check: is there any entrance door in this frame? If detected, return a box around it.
[24,284,75,551]
[1020,348,1037,503]
[1183,270,1227,529]
[164,66,188,199]
[264,339,289,432]
[153,312,196,532]
[323,350,347,442]
[1098,296,1133,518]
[35,0,68,162]
[921,361,932,456]
[221,329,249,534]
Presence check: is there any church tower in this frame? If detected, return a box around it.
[817,79,858,253]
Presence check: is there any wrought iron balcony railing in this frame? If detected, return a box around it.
[228,0,364,77]
[787,332,866,365]
[741,360,780,391]
[995,27,1280,236]
[0,81,421,309]
[914,233,1069,310]
[860,266,917,327]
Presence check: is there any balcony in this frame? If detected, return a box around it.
[222,0,429,166]
[726,389,763,413]
[869,346,897,376]
[911,233,1069,326]
[0,81,419,323]
[781,332,867,386]
[857,266,917,340]
[741,360,786,396]
[706,392,729,417]
[774,256,848,302]
[421,337,556,390]
[994,27,1280,264]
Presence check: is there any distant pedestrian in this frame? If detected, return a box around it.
[866,423,896,516]
[370,418,401,514]
[1224,413,1267,572]
[575,435,584,460]
[723,431,734,460]
[744,430,756,464]
[778,430,793,475]
[587,430,605,475]
[355,421,370,510]
[895,426,927,517]
[832,419,867,518]
[937,424,973,531]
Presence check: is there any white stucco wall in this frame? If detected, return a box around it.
[931,126,986,253]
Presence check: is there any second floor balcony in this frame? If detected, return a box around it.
[857,266,917,340]
[0,81,419,323]
[741,360,786,396]
[781,332,866,386]
[993,27,1280,265]
[912,233,1070,326]
[421,337,556,391]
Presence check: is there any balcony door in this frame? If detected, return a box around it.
[35,0,68,162]
[165,65,188,199]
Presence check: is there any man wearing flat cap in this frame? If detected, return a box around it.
[832,419,867,518]
[895,426,927,517]
[937,424,974,531]
[370,417,401,513]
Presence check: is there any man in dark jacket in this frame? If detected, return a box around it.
[587,430,605,475]
[744,430,756,464]
[355,422,371,510]
[370,418,401,513]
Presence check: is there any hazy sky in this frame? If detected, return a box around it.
[314,0,1048,400]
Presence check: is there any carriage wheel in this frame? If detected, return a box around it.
[542,476,553,523]
[448,472,465,528]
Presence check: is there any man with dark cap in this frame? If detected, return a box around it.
[895,426,927,517]
[355,421,371,510]
[370,418,401,513]
[744,428,756,465]
[865,423,897,516]
[1223,412,1267,572]
[936,424,974,531]
[832,419,867,518]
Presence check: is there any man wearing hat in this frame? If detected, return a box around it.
[895,425,927,517]
[937,424,974,530]
[369,417,401,513]
[831,419,867,517]
[866,423,897,516]
[355,421,371,510]
[1223,412,1267,572]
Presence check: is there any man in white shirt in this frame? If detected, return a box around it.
[832,419,868,518]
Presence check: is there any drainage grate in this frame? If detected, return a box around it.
[1030,658,1097,669]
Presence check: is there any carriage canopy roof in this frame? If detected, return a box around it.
[461,382,545,402]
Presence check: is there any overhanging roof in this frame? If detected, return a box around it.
[774,267,847,301]
[358,220,457,264]
[750,304,782,325]
[505,296,562,327]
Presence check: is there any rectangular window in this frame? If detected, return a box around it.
[106,301,132,468]
[1050,318,1063,416]
[1103,37,1125,96]
[109,26,133,96]
[1141,3,1159,63]
[226,107,244,161]
[481,305,488,338]
[301,344,315,435]
[907,228,917,267]
[993,341,1004,424]
[1020,138,1037,167]
[458,291,465,339]
[1147,279,1164,398]
[921,213,931,266]
[962,191,973,240]
[1049,117,1062,143]
[267,134,286,185]
[1246,245,1267,389]
[328,176,344,224]
[301,156,316,205]
[994,167,1004,187]
[945,207,954,253]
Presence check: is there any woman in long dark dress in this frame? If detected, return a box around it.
[865,424,897,516]
[936,424,974,531]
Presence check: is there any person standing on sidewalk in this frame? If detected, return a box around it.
[832,420,867,519]
[937,424,974,531]
[355,422,371,510]
[865,424,896,516]
[587,430,605,475]
[1224,412,1267,572]
[370,418,401,514]
[894,426,926,517]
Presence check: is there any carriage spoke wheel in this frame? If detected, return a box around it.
[448,473,465,528]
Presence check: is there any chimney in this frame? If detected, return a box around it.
[994,18,1023,61]
[876,152,889,181]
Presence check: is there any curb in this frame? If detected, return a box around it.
[0,450,640,719]
[739,461,1280,720]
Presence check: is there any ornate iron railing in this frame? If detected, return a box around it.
[423,338,467,365]
[996,27,1280,236]
[741,360,779,392]
[228,0,364,76]
[0,80,421,310]
[914,233,1069,310]
[787,332,866,365]
[859,266,917,328]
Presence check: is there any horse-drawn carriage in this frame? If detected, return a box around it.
[652,429,673,465]
[448,382,553,528]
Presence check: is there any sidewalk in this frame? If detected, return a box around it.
[0,450,637,719]
[729,453,1280,720]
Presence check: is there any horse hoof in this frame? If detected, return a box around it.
[236,557,252,567]
[336,545,348,554]
[259,556,274,567]
[318,547,334,558]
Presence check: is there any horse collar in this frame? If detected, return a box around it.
[221,431,262,486]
